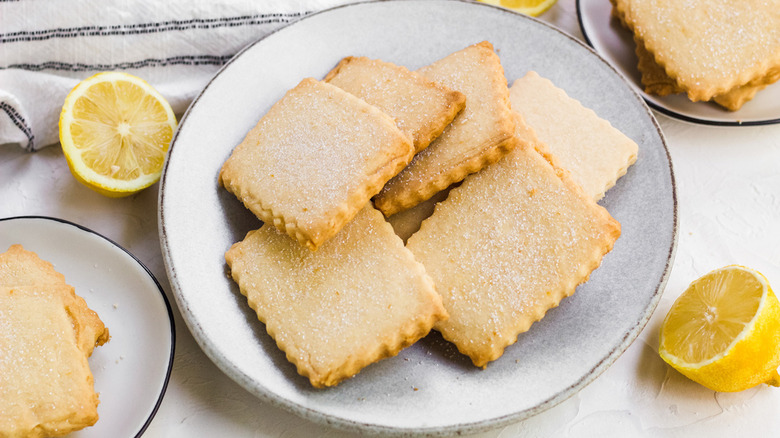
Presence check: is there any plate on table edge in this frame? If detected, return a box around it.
[0,216,175,437]
[576,0,780,126]
[158,0,677,435]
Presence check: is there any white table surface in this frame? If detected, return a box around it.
[2,1,780,436]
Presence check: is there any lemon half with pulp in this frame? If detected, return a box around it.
[659,265,780,392]
[59,71,177,197]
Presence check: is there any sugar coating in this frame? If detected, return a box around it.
[219,78,414,250]
[0,244,66,287]
[612,0,780,101]
[624,17,776,111]
[0,287,99,437]
[225,206,447,388]
[0,245,108,355]
[324,56,466,153]
[0,245,108,438]
[509,71,638,201]
[406,134,620,368]
[373,41,517,216]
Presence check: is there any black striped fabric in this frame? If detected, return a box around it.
[0,0,353,150]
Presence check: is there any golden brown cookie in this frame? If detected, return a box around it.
[612,0,780,105]
[509,71,638,201]
[0,244,109,354]
[225,206,447,387]
[0,245,108,438]
[324,56,466,153]
[373,41,518,216]
[631,33,775,111]
[0,243,66,287]
[219,78,414,250]
[387,113,538,243]
[406,123,620,367]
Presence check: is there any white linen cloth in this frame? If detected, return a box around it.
[0,0,357,151]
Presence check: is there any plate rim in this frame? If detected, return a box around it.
[575,0,780,127]
[159,0,678,435]
[0,215,177,438]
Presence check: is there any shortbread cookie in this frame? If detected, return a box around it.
[406,130,620,368]
[632,33,773,111]
[509,71,638,201]
[0,244,109,354]
[612,0,780,103]
[324,56,466,153]
[0,286,100,438]
[219,78,414,250]
[389,113,539,243]
[0,242,66,287]
[0,245,109,438]
[225,206,447,388]
[712,79,774,112]
[373,41,517,216]
[632,35,684,97]
[611,3,773,112]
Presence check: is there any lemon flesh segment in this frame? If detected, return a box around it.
[477,0,558,16]
[60,72,176,197]
[659,265,780,392]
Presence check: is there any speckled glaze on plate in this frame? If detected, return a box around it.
[159,0,677,435]
[0,216,175,438]
[577,0,780,126]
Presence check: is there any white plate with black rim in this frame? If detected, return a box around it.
[159,0,677,435]
[0,216,175,437]
[577,0,780,126]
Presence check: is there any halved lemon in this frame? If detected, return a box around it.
[59,72,177,197]
[659,265,780,392]
[477,0,558,16]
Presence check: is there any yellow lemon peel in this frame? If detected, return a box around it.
[477,0,558,17]
[659,265,780,392]
[59,72,177,197]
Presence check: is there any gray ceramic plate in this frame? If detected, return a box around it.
[577,0,780,126]
[159,0,677,435]
[0,216,175,437]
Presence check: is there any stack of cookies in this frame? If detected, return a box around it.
[0,245,109,437]
[611,0,780,111]
[220,41,638,386]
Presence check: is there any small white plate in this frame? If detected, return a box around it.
[0,216,175,437]
[160,0,676,435]
[577,0,780,126]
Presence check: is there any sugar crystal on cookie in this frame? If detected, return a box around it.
[219,78,414,250]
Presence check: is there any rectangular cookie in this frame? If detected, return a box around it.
[0,245,109,438]
[611,0,780,103]
[324,56,466,154]
[219,78,414,250]
[509,71,638,201]
[387,113,538,243]
[612,5,775,111]
[373,41,518,217]
[0,244,109,355]
[406,126,620,368]
[0,286,100,438]
[225,206,447,388]
[633,33,774,111]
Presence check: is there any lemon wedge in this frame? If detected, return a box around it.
[659,265,780,392]
[59,72,177,197]
[477,0,558,16]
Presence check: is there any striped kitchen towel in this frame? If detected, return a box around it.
[0,0,356,151]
